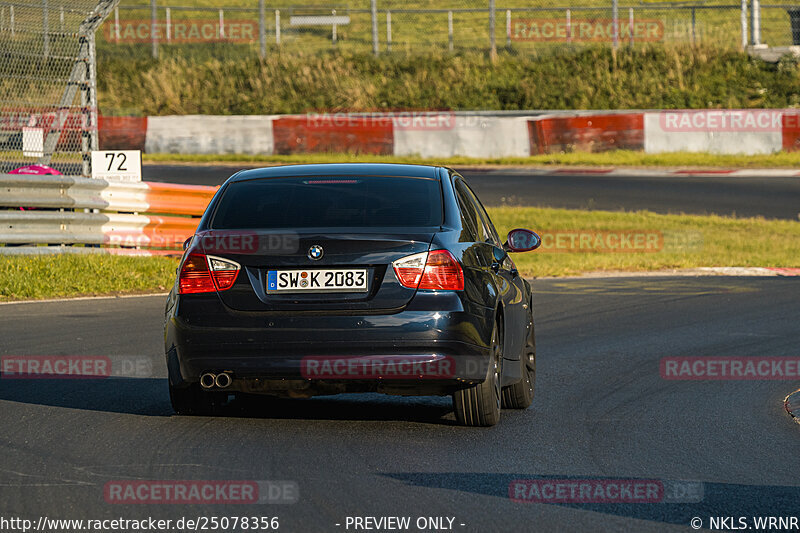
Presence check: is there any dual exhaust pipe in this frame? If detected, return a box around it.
[200,372,232,390]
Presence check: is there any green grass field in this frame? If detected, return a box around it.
[2,206,797,301]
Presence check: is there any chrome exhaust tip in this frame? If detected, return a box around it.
[215,372,232,389]
[200,373,217,389]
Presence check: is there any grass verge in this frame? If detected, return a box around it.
[144,150,800,168]
[0,255,177,301]
[1,207,797,301]
[491,207,800,277]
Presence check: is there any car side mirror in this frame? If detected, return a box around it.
[183,237,193,251]
[504,228,541,253]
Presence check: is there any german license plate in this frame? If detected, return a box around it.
[267,269,368,293]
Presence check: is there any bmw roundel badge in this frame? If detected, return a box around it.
[308,245,324,260]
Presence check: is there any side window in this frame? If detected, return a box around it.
[462,182,502,246]
[454,179,480,242]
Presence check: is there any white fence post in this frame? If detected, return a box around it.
[386,11,392,52]
[489,0,497,58]
[741,0,748,49]
[448,11,453,51]
[258,0,265,58]
[371,0,379,56]
[150,0,157,58]
[506,9,511,47]
[566,9,571,43]
[750,0,761,45]
[629,7,633,46]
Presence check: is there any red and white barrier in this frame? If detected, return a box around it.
[92,109,800,157]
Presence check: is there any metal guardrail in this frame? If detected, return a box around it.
[0,173,216,253]
[0,210,152,245]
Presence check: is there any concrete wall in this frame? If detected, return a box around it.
[144,115,274,155]
[393,115,531,158]
[643,111,784,155]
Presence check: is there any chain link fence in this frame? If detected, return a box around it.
[93,0,800,59]
[1,0,117,175]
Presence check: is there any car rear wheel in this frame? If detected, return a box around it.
[502,307,536,409]
[452,319,502,427]
[169,383,219,416]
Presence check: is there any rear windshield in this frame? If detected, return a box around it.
[211,176,442,229]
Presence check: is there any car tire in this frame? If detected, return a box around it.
[169,383,218,416]
[452,318,503,427]
[502,304,536,409]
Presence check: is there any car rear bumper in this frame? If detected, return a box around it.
[166,291,495,393]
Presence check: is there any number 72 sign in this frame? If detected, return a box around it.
[91,150,142,182]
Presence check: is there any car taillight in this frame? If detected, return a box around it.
[393,251,428,288]
[393,249,464,291]
[208,256,241,290]
[179,254,240,294]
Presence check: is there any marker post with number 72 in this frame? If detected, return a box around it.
[90,150,142,182]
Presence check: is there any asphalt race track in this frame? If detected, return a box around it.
[143,164,800,220]
[1,277,798,531]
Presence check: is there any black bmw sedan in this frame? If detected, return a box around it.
[164,163,540,426]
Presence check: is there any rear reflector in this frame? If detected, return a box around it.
[179,254,240,294]
[393,249,464,291]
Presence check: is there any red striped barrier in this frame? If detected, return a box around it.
[528,113,644,154]
[108,182,217,249]
[99,116,148,151]
[781,112,800,152]
[14,109,800,158]
[143,181,218,216]
[106,182,218,250]
[272,115,393,155]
